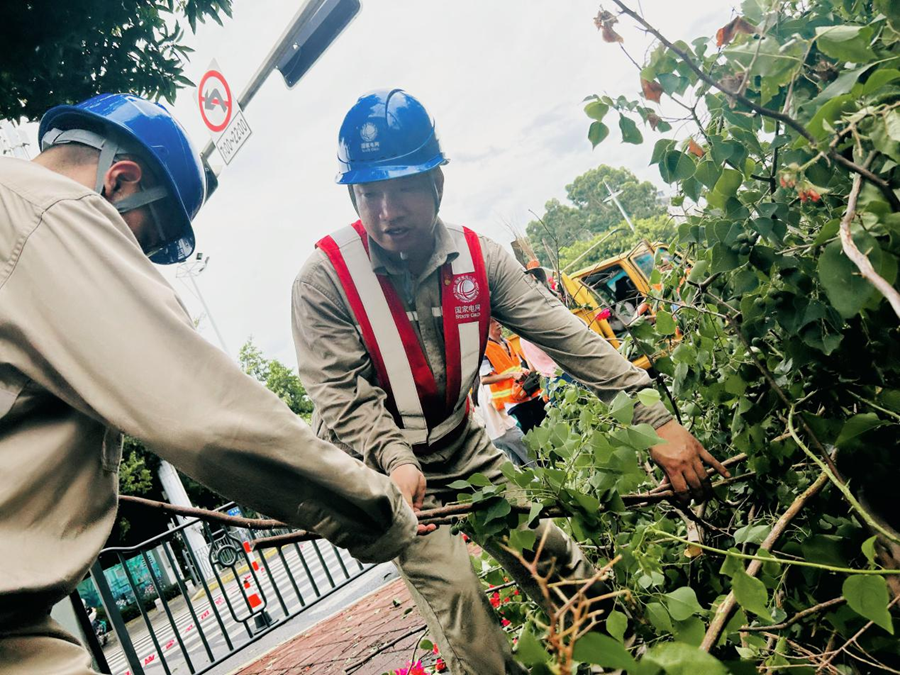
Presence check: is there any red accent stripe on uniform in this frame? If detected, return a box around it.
[441,263,462,411]
[463,227,491,356]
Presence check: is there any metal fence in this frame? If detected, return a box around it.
[80,503,370,675]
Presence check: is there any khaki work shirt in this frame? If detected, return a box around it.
[0,158,416,630]
[292,219,671,477]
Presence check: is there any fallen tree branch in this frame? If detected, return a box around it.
[840,172,900,320]
[607,0,900,211]
[118,495,288,530]
[119,457,752,550]
[700,470,830,651]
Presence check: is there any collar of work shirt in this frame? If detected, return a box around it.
[368,218,460,305]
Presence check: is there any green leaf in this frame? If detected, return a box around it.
[484,498,512,523]
[516,626,550,664]
[642,642,728,675]
[863,69,900,96]
[468,473,493,487]
[447,479,472,490]
[673,616,706,646]
[589,121,610,148]
[806,94,855,142]
[664,586,704,621]
[815,25,876,64]
[659,151,695,183]
[656,310,677,336]
[508,528,537,552]
[573,632,638,670]
[720,548,744,578]
[609,391,636,425]
[843,575,894,634]
[651,138,677,164]
[836,413,884,447]
[862,536,878,566]
[419,638,434,652]
[625,423,664,450]
[694,160,721,189]
[817,233,881,319]
[646,601,674,633]
[584,100,609,122]
[607,610,629,643]
[527,502,543,527]
[734,524,770,545]
[619,114,644,144]
[637,388,662,407]
[731,571,770,620]
[686,260,710,283]
[886,111,900,143]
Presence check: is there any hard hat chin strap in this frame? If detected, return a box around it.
[41,127,168,215]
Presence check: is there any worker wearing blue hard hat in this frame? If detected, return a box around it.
[292,89,729,673]
[0,93,420,673]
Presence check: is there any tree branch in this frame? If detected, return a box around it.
[840,171,900,320]
[608,0,900,211]
[739,597,845,632]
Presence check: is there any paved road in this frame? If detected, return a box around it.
[103,540,369,675]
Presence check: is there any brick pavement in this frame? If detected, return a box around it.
[234,577,438,675]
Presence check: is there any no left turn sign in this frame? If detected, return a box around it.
[198,59,252,165]
[198,68,233,133]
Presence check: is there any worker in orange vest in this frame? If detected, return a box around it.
[480,319,546,432]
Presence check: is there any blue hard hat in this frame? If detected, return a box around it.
[39,93,206,264]
[336,89,448,185]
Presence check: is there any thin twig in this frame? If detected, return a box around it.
[344,624,428,674]
[816,596,900,672]
[739,597,845,632]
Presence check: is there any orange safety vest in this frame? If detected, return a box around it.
[484,338,541,410]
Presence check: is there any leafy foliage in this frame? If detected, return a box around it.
[557,214,676,271]
[458,1,900,672]
[239,338,313,418]
[0,0,233,121]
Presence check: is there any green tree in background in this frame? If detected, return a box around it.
[526,164,666,258]
[557,213,677,272]
[239,338,313,418]
[0,0,233,121]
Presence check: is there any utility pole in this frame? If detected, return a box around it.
[603,180,636,234]
[176,254,230,354]
[1,120,32,159]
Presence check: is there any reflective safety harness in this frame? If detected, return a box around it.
[484,339,541,410]
[316,221,489,449]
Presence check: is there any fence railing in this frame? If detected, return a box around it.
[82,503,369,675]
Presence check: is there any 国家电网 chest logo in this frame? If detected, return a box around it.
[453,275,479,303]
[360,122,378,142]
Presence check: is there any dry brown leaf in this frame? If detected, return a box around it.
[719,72,746,94]
[716,16,758,47]
[595,9,624,43]
[602,24,624,43]
[687,138,706,157]
[647,112,661,130]
[641,78,664,103]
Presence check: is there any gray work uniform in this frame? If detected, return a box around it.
[292,219,670,675]
[0,158,416,674]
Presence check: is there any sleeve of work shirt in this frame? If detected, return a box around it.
[484,238,672,429]
[0,195,417,563]
[291,257,421,477]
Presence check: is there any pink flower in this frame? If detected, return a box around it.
[435,658,447,672]
[596,308,612,321]
[490,592,501,608]
[394,661,426,675]
[501,618,511,627]
[433,644,440,655]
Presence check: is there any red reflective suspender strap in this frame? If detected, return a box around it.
[376,276,443,426]
[315,227,395,410]
[442,227,490,410]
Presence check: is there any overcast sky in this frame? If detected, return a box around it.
[42,1,738,367]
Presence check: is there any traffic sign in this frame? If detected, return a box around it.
[198,59,252,165]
